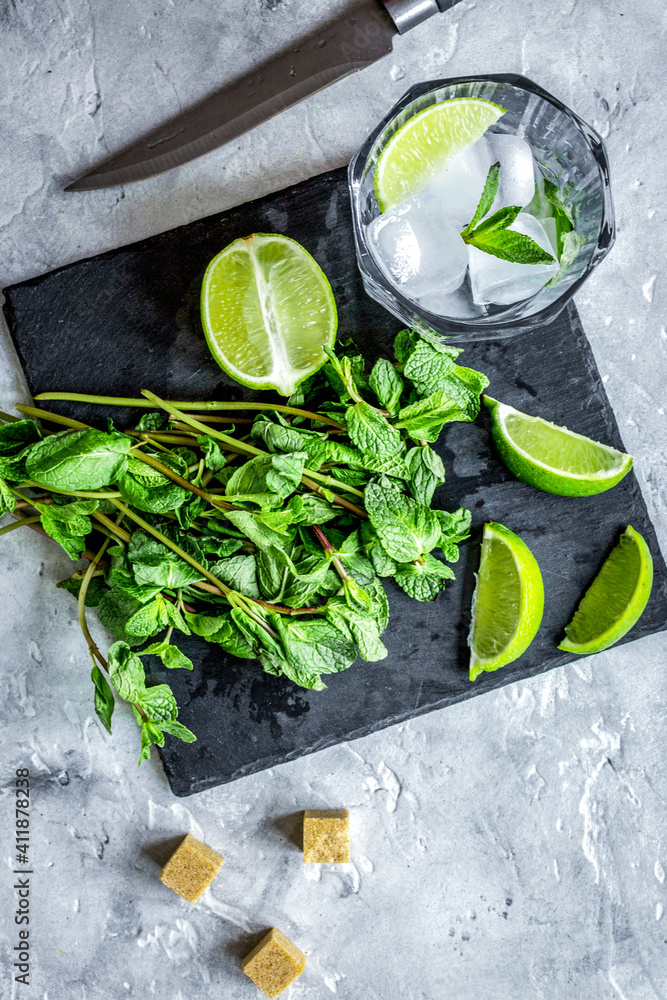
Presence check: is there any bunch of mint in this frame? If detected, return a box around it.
[0,328,488,764]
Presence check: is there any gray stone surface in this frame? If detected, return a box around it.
[0,1,665,997]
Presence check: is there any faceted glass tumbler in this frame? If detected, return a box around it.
[348,74,615,341]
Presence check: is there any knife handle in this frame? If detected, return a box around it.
[381,0,440,33]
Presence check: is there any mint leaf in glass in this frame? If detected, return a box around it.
[465,228,555,265]
[461,161,501,238]
[462,164,557,266]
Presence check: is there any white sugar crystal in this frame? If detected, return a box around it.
[469,212,559,306]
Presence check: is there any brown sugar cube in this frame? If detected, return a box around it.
[303,809,350,863]
[159,833,224,904]
[242,927,306,999]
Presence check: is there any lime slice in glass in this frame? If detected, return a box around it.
[484,396,633,496]
[201,234,337,396]
[374,97,506,212]
[469,521,544,682]
[559,526,653,655]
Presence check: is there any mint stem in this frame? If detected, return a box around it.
[33,392,346,430]
[0,515,42,536]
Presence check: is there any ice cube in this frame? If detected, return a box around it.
[368,190,468,301]
[488,133,536,211]
[469,212,559,306]
[418,286,482,320]
[425,137,493,229]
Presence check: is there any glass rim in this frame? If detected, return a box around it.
[348,73,615,335]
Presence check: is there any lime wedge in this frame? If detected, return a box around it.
[201,234,337,396]
[374,98,506,212]
[559,526,653,655]
[484,396,633,496]
[469,522,544,682]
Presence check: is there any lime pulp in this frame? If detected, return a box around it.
[201,234,337,397]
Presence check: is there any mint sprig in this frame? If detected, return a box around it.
[1,329,490,766]
[461,164,556,266]
[461,161,501,238]
[542,178,574,258]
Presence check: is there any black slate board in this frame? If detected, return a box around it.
[4,166,666,797]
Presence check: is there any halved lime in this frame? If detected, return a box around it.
[201,234,337,396]
[469,522,544,682]
[484,396,633,496]
[559,526,653,655]
[374,98,506,212]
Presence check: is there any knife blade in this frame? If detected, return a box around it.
[66,0,454,191]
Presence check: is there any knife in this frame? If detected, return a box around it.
[66,0,459,191]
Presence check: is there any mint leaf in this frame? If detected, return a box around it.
[198,535,245,559]
[272,616,358,686]
[346,402,403,457]
[142,641,194,671]
[0,476,16,515]
[462,162,501,237]
[251,413,322,455]
[466,227,555,265]
[196,435,227,473]
[137,683,178,723]
[114,582,164,603]
[360,452,409,480]
[144,720,165,747]
[175,494,208,530]
[395,390,472,443]
[124,596,169,638]
[91,664,115,733]
[461,183,556,266]
[158,719,197,743]
[325,598,388,662]
[128,531,204,589]
[0,419,41,455]
[369,539,398,578]
[185,610,256,658]
[365,481,440,563]
[162,599,191,635]
[211,554,260,599]
[224,509,295,553]
[135,412,167,432]
[406,446,446,505]
[468,204,521,236]
[97,587,144,647]
[296,495,337,526]
[545,229,584,288]
[227,452,306,500]
[25,428,131,491]
[35,499,99,560]
[265,453,307,498]
[323,347,367,403]
[449,365,490,400]
[117,461,190,513]
[0,420,41,480]
[138,723,153,765]
[435,507,472,561]
[543,178,574,257]
[403,340,458,397]
[394,553,455,602]
[108,641,146,702]
[368,358,404,417]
